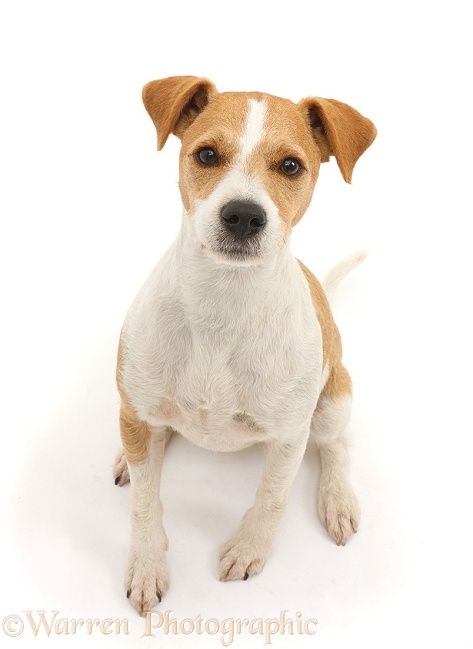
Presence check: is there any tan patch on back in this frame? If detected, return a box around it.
[298,261,352,399]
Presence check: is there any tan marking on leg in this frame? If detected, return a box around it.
[116,334,150,466]
[119,399,150,466]
[323,361,352,400]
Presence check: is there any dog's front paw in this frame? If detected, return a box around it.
[113,450,130,486]
[219,534,269,582]
[319,482,360,546]
[126,549,169,616]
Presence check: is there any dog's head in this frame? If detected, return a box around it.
[142,76,376,266]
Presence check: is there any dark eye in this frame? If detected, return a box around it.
[279,158,302,177]
[196,148,219,166]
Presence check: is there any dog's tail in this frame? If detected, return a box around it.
[322,250,368,301]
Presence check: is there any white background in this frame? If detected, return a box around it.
[1,1,472,647]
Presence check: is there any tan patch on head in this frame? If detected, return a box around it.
[252,94,322,233]
[142,78,376,223]
[178,92,322,233]
[178,93,249,213]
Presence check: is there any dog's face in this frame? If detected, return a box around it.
[178,92,321,265]
[143,76,376,266]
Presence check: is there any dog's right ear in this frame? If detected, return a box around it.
[142,76,218,150]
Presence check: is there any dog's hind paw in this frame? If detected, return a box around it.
[113,450,130,486]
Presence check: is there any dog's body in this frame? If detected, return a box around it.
[114,76,376,615]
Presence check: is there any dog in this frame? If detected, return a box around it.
[113,75,376,615]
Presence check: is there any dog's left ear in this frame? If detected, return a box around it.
[143,75,218,150]
[298,97,377,183]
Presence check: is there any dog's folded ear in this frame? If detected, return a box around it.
[298,97,376,183]
[142,76,218,150]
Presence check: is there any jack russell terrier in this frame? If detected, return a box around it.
[113,75,376,615]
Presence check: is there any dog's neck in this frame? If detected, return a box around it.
[174,214,299,332]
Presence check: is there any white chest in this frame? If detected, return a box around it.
[121,240,323,451]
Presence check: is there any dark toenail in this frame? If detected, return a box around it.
[115,477,120,485]
[127,589,131,598]
[243,572,249,580]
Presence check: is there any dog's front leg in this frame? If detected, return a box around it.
[120,402,169,615]
[219,425,310,581]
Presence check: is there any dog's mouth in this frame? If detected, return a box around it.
[206,229,265,265]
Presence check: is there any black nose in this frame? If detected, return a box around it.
[220,201,267,239]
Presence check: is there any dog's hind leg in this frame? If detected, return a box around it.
[113,427,173,487]
[312,362,360,546]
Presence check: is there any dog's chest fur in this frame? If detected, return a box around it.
[120,229,323,451]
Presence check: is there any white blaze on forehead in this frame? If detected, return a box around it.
[191,96,282,260]
[239,99,267,161]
